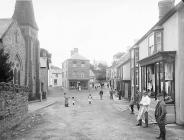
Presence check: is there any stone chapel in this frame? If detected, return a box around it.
[13,0,40,99]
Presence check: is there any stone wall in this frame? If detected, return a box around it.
[0,82,29,134]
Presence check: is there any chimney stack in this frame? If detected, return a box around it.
[158,0,175,20]
[74,48,78,54]
[71,48,78,56]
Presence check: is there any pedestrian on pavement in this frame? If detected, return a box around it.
[64,93,69,107]
[155,92,167,140]
[136,90,151,127]
[109,87,114,100]
[129,96,135,114]
[88,94,93,104]
[99,89,103,100]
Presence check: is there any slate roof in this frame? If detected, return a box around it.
[0,19,13,39]
[12,0,38,30]
[50,65,62,70]
[69,53,88,61]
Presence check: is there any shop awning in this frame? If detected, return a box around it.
[138,51,176,66]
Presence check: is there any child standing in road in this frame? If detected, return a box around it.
[129,97,135,114]
[72,97,75,106]
[99,90,103,100]
[88,94,93,104]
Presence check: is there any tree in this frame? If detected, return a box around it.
[112,52,125,66]
[90,64,95,71]
[95,63,107,82]
[0,48,13,83]
[95,70,106,81]
[97,63,107,71]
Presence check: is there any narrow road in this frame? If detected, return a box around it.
[14,88,179,140]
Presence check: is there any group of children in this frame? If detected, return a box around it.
[64,93,93,107]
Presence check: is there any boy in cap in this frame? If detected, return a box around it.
[155,92,167,140]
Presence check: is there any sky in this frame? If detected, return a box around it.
[0,0,180,67]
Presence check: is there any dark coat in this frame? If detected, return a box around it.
[155,100,167,125]
[99,90,103,95]
[135,92,142,104]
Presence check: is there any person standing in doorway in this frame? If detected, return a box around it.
[99,89,103,100]
[155,92,167,140]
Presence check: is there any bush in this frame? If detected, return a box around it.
[0,48,13,83]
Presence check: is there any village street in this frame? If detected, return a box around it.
[0,88,177,140]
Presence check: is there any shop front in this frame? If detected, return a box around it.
[69,80,89,90]
[138,51,176,123]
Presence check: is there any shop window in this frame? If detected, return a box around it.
[141,62,175,103]
[165,62,174,104]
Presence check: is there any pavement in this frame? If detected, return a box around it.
[28,87,64,113]
[28,97,59,113]
[28,87,184,139]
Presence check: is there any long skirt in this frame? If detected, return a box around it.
[137,106,144,121]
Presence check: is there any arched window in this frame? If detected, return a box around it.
[14,68,17,84]
[13,55,22,85]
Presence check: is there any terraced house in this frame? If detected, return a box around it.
[132,0,184,124]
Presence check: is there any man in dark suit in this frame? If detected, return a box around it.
[155,92,167,140]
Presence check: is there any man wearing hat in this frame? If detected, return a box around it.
[155,92,167,140]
